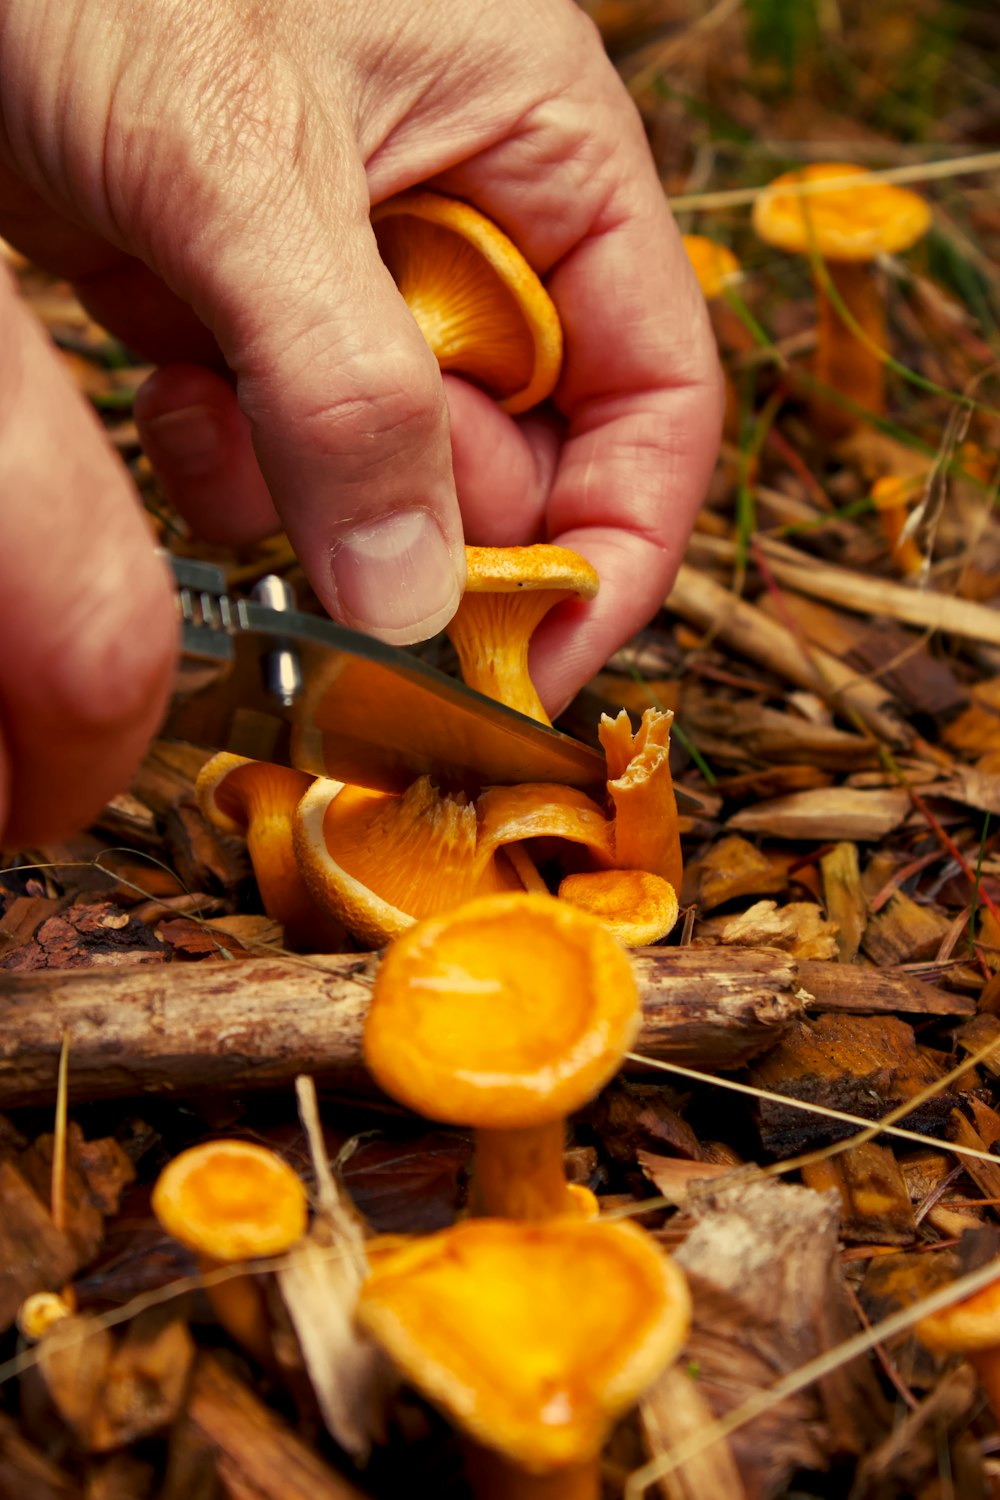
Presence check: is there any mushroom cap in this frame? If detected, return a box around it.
[152,1140,308,1263]
[357,1215,691,1471]
[364,892,640,1128]
[752,163,932,262]
[196,751,315,838]
[463,544,599,600]
[371,191,562,414]
[558,869,679,947]
[682,234,741,300]
[917,1277,1000,1356]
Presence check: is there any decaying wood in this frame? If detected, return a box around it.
[643,1179,887,1500]
[794,960,974,1018]
[748,1014,958,1157]
[175,1354,372,1500]
[727,787,913,842]
[849,1366,982,1500]
[0,947,807,1109]
[0,1412,84,1500]
[665,565,911,746]
[800,1142,916,1244]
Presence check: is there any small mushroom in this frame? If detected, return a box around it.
[558,868,678,947]
[357,1215,691,1500]
[371,190,563,414]
[916,1272,1000,1420]
[195,752,345,951]
[363,892,639,1221]
[446,545,600,725]
[753,163,931,437]
[152,1139,308,1365]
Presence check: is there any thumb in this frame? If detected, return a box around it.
[189,158,466,645]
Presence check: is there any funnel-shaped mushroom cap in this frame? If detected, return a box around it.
[152,1140,308,1263]
[752,163,931,262]
[446,545,600,724]
[917,1278,1000,1355]
[364,892,639,1128]
[682,235,741,300]
[558,869,678,947]
[357,1216,691,1471]
[371,191,562,414]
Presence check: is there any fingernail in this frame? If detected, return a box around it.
[139,405,220,471]
[330,509,463,644]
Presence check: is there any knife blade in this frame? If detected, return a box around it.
[162,555,701,809]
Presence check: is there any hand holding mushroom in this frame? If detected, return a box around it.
[0,0,722,851]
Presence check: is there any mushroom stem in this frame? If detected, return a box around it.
[447,593,554,724]
[473,1122,571,1221]
[969,1350,1000,1422]
[468,1446,599,1500]
[813,260,886,438]
[197,1254,273,1367]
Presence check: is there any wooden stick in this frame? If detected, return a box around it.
[0,948,804,1109]
[665,564,910,746]
[0,947,970,1111]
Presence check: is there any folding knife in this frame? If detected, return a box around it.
[163,555,699,808]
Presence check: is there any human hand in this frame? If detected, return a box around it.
[0,0,722,846]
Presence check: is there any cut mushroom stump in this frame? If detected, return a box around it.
[363,892,640,1222]
[195,751,345,952]
[371,190,563,414]
[600,708,683,894]
[446,546,600,725]
[357,1216,692,1500]
[752,163,931,438]
[151,1140,308,1367]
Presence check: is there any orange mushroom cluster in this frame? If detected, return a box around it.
[358,891,692,1499]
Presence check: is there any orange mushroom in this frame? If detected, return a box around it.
[152,1139,308,1365]
[753,163,931,437]
[357,1215,691,1500]
[371,190,562,415]
[446,545,600,725]
[364,892,639,1221]
[558,868,678,947]
[916,1267,1000,1421]
[600,708,683,894]
[195,751,345,951]
[682,234,741,302]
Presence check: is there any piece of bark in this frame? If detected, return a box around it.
[714,764,834,807]
[641,1361,749,1500]
[947,1111,1000,1204]
[592,1080,704,1164]
[850,1366,982,1500]
[162,799,250,902]
[728,787,913,842]
[177,1354,373,1500]
[0,947,805,1110]
[820,843,867,963]
[643,1178,887,1500]
[720,900,840,960]
[861,890,953,966]
[846,617,970,719]
[685,835,795,911]
[0,1158,79,1332]
[84,1454,157,1500]
[0,894,66,958]
[795,960,975,1018]
[1,902,167,972]
[748,1014,957,1157]
[681,693,880,772]
[800,1142,916,1245]
[0,1412,84,1500]
[665,564,910,745]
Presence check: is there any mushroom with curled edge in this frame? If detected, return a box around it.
[445,545,600,726]
[195,752,345,952]
[152,1140,308,1366]
[752,163,931,438]
[357,1216,692,1500]
[363,892,639,1222]
[292,774,615,949]
[371,190,563,414]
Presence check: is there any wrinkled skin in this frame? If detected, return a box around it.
[0,0,723,846]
